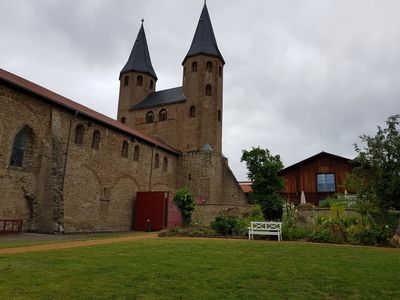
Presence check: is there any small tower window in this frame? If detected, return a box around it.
[150,80,154,90]
[146,111,154,123]
[121,117,126,124]
[189,106,196,118]
[163,156,168,172]
[137,75,143,86]
[154,153,160,168]
[10,127,33,167]
[183,66,187,77]
[192,61,198,72]
[92,130,100,150]
[121,141,129,158]
[74,124,84,145]
[207,61,213,72]
[133,145,140,161]
[218,110,221,122]
[124,75,129,86]
[219,66,223,77]
[206,84,212,96]
[159,109,167,121]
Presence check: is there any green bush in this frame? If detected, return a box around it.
[353,225,392,246]
[282,224,309,240]
[173,187,195,226]
[211,215,247,236]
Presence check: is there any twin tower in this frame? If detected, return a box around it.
[117,3,224,153]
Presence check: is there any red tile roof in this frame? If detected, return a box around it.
[239,181,252,193]
[0,68,181,155]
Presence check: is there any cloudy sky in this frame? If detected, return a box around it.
[1,0,399,180]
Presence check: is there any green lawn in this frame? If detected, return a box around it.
[0,238,399,299]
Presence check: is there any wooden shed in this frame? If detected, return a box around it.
[279,152,353,205]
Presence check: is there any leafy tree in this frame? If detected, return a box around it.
[352,114,400,211]
[241,147,284,220]
[173,187,195,226]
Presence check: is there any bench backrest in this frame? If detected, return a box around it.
[250,222,282,231]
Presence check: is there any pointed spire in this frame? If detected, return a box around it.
[120,21,157,79]
[183,3,225,65]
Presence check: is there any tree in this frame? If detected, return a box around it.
[173,187,195,226]
[352,114,400,211]
[241,147,284,220]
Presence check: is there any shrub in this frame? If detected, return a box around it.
[173,187,195,226]
[211,215,247,236]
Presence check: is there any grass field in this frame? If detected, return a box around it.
[0,238,399,299]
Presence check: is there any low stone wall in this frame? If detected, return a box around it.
[191,203,252,225]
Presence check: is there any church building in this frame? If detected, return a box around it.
[0,3,249,233]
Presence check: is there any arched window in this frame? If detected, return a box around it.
[133,145,140,161]
[219,66,223,77]
[163,156,168,172]
[159,109,167,121]
[207,61,213,72]
[192,61,197,72]
[74,124,84,145]
[121,141,129,158]
[206,84,212,96]
[150,80,154,90]
[121,117,126,124]
[146,111,154,123]
[10,127,32,167]
[154,153,160,168]
[92,130,100,150]
[124,75,129,86]
[137,75,143,86]
[218,110,221,122]
[189,106,196,118]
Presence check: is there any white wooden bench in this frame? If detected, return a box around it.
[248,221,282,241]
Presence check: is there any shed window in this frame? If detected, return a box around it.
[189,106,196,118]
[74,124,84,145]
[146,111,154,123]
[92,130,100,150]
[124,75,129,86]
[159,109,167,121]
[206,61,213,72]
[192,61,197,72]
[133,145,140,161]
[206,84,212,96]
[137,75,143,86]
[121,141,129,158]
[317,173,336,192]
[154,153,160,168]
[10,128,31,167]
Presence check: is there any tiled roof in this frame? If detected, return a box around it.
[131,86,186,111]
[0,68,180,155]
[239,181,252,193]
[183,3,224,65]
[120,22,157,79]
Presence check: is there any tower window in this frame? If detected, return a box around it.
[189,106,196,118]
[146,111,154,123]
[121,117,126,124]
[218,110,221,122]
[183,66,186,77]
[150,80,154,90]
[133,145,140,161]
[74,124,84,145]
[121,141,129,158]
[192,61,198,72]
[206,84,212,96]
[219,66,223,77]
[124,75,129,86]
[207,61,213,72]
[137,75,143,86]
[154,153,160,168]
[163,156,168,172]
[10,126,33,167]
[92,130,100,150]
[159,109,167,121]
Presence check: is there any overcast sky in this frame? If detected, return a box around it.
[1,0,399,180]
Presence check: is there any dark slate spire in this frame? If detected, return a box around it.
[183,3,225,65]
[120,20,157,79]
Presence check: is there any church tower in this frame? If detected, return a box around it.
[182,3,225,153]
[117,21,157,126]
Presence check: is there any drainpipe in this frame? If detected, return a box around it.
[148,145,157,191]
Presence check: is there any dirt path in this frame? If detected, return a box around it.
[0,233,158,255]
